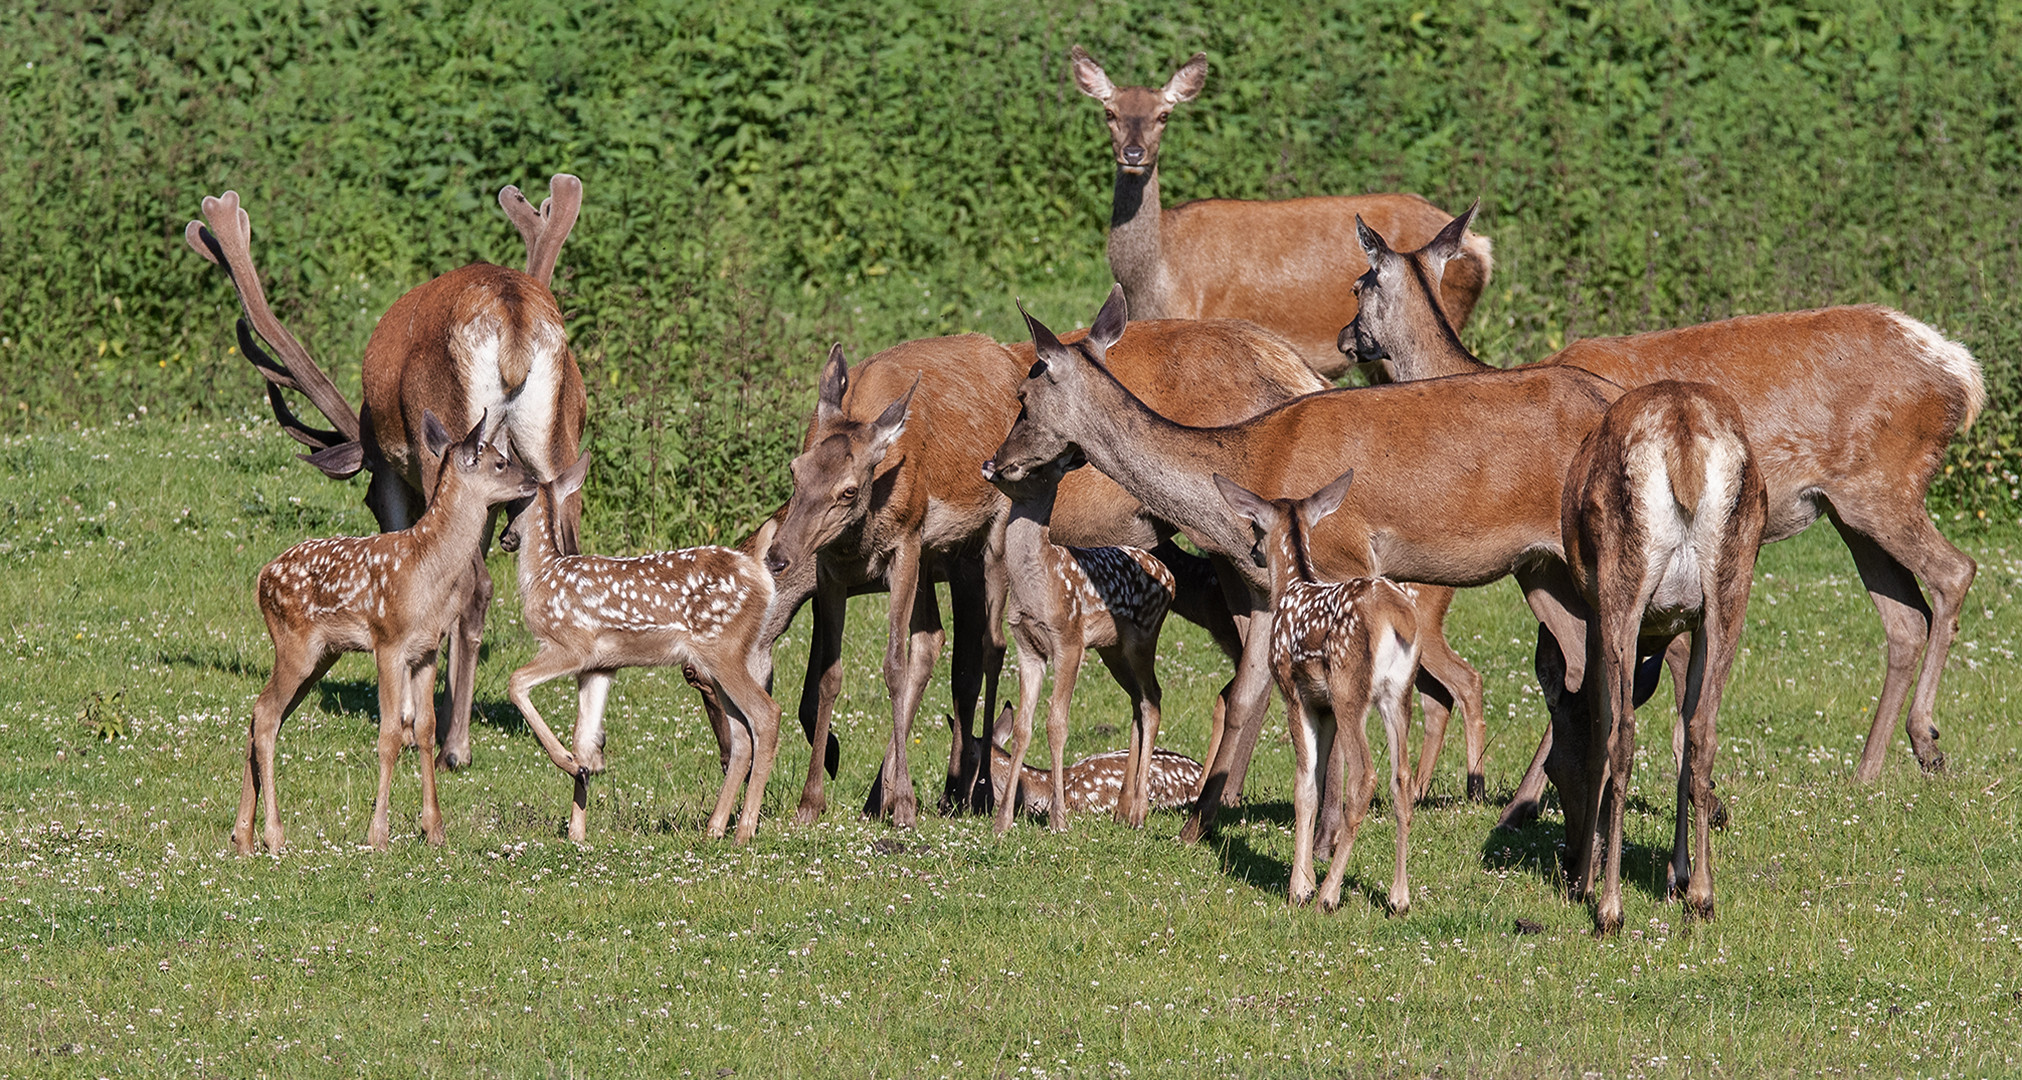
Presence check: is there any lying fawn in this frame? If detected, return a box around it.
[1554,381,1766,933]
[503,454,782,844]
[984,705,1201,820]
[238,412,534,853]
[1216,470,1420,913]
[983,452,1176,833]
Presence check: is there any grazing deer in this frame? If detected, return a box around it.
[1551,382,1767,933]
[1340,205,1985,822]
[502,454,782,844]
[989,285,1622,846]
[236,412,535,853]
[985,706,1203,819]
[1216,470,1420,912]
[760,318,1422,829]
[187,177,588,773]
[1068,46,1492,378]
[982,452,1176,832]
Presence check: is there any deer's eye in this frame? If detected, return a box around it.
[842,485,859,501]
[1104,110,1118,121]
[1157,111,1170,122]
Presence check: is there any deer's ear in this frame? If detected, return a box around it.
[1355,215,1396,267]
[817,344,849,424]
[1213,473,1274,528]
[1298,469,1355,531]
[1421,200,1480,272]
[455,409,489,468]
[1163,52,1207,104]
[990,703,1015,750]
[866,379,915,464]
[1019,300,1072,370]
[1087,283,1128,355]
[422,409,453,460]
[1069,45,1115,101]
[556,451,591,500]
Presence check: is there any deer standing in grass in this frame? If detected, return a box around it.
[237,412,534,853]
[188,177,587,773]
[1551,382,1767,933]
[1069,46,1493,378]
[1340,205,1984,822]
[759,319,1453,828]
[985,706,1203,820]
[1217,470,1420,912]
[982,452,1176,832]
[988,285,1622,847]
[503,454,782,844]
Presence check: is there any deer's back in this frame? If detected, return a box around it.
[1543,305,1979,540]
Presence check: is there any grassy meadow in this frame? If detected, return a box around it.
[6,0,2022,1075]
[1,416,2018,1077]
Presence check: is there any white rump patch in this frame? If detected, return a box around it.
[1884,309,1985,431]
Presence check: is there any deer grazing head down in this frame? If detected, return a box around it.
[1338,203,1487,378]
[986,284,1130,484]
[1069,46,1207,175]
[764,344,915,578]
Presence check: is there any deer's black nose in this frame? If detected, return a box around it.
[1121,145,1145,166]
[764,552,788,575]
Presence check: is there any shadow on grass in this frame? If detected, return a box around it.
[1480,787,1680,903]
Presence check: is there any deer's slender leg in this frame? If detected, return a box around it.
[795,571,847,823]
[506,648,587,776]
[706,686,756,841]
[1500,566,1594,830]
[573,670,614,775]
[1288,690,1328,906]
[1182,599,1275,844]
[411,658,446,847]
[367,652,412,851]
[714,668,783,845]
[1378,669,1415,915]
[237,646,338,854]
[945,558,1002,814]
[1317,689,1374,914]
[1410,604,1486,801]
[868,544,938,827]
[439,544,491,770]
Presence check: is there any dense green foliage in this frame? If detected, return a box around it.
[3,418,2021,1075]
[5,0,2020,544]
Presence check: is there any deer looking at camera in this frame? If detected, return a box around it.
[1339,204,1984,820]
[982,451,1176,833]
[1550,381,1767,933]
[503,454,782,844]
[1068,46,1492,378]
[984,706,1203,820]
[187,177,587,773]
[237,412,535,854]
[1216,470,1420,913]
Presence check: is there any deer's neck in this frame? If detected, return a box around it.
[1108,168,1166,317]
[514,503,564,606]
[1057,369,1264,591]
[1386,284,1496,381]
[406,473,496,568]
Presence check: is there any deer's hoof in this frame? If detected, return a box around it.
[437,745,471,771]
[1917,748,1947,776]
[1466,773,1487,802]
[1495,797,1542,830]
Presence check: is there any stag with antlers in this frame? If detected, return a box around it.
[187,177,587,771]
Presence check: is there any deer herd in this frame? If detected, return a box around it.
[187,48,1986,936]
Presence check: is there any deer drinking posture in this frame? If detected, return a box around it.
[1217,471,1420,912]
[188,178,587,772]
[1340,205,1984,816]
[503,455,783,844]
[985,706,1203,820]
[988,285,1622,846]
[1069,46,1492,378]
[1552,382,1767,933]
[983,453,1177,833]
[236,413,535,854]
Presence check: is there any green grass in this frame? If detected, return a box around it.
[2,418,2020,1077]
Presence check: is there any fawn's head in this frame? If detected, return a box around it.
[1069,46,1206,175]
[423,409,538,511]
[766,344,915,577]
[1213,469,1356,588]
[501,451,589,557]
[1338,203,1479,371]
[986,284,1128,484]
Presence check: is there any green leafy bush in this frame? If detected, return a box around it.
[3,0,2017,544]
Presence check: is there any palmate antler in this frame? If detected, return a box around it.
[185,192,367,479]
[496,173,582,287]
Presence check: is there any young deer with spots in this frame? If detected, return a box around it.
[1342,205,1984,821]
[984,706,1203,821]
[981,452,1176,832]
[237,413,535,853]
[504,455,781,844]
[188,178,587,773]
[1551,382,1767,934]
[1216,471,1420,912]
[1068,46,1492,377]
